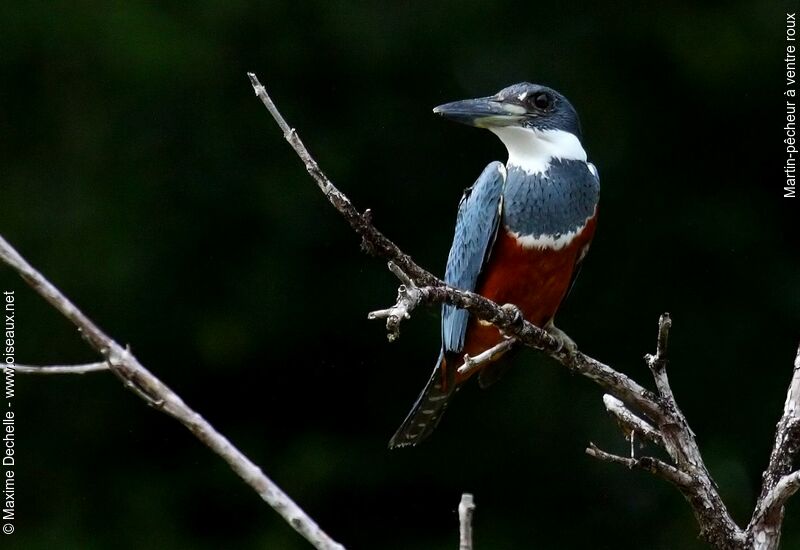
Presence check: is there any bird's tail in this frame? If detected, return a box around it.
[388,350,456,449]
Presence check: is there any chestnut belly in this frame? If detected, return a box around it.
[461,217,597,361]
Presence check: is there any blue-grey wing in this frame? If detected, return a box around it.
[441,161,506,353]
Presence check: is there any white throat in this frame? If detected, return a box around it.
[489,127,586,174]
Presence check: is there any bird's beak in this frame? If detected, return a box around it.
[433,96,526,128]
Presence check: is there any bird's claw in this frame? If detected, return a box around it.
[500,303,524,326]
[545,322,577,354]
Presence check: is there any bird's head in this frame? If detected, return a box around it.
[433,83,586,173]
[433,82,581,138]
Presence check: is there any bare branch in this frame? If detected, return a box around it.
[387,260,414,286]
[247,74,800,549]
[586,443,692,488]
[459,493,475,550]
[248,74,672,439]
[367,263,426,341]
[247,72,439,288]
[751,470,800,550]
[6,362,109,374]
[602,394,663,448]
[0,235,344,550]
[248,74,724,541]
[589,316,746,549]
[760,344,800,488]
[367,285,420,342]
[369,279,665,426]
[458,338,516,377]
[563,351,664,425]
[646,313,676,403]
[747,345,800,548]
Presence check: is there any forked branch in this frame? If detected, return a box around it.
[0,234,345,550]
[2,73,795,550]
[247,73,800,549]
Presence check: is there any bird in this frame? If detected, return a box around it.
[388,82,600,449]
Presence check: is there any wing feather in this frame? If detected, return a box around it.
[441,161,506,353]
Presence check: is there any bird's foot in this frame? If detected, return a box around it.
[500,303,524,326]
[544,321,577,354]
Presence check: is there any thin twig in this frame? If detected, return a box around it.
[367,263,424,341]
[247,72,439,288]
[459,493,475,550]
[458,338,516,377]
[6,362,109,374]
[586,443,693,488]
[0,235,344,550]
[646,313,675,402]
[602,394,663,448]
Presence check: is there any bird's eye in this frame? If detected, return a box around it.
[532,93,551,110]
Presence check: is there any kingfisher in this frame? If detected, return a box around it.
[388,82,599,449]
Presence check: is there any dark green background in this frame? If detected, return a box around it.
[1,1,798,548]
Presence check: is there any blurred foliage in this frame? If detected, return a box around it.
[0,1,797,549]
